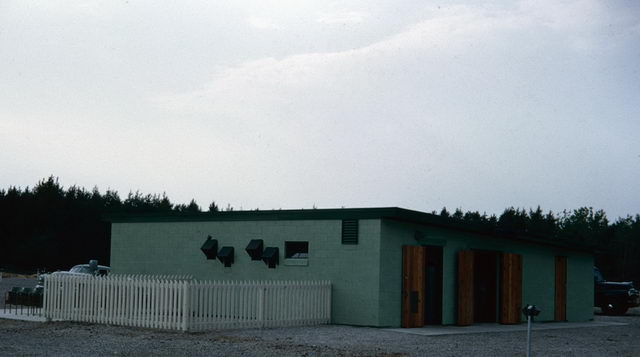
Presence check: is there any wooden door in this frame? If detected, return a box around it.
[555,256,567,321]
[402,246,426,327]
[500,253,523,324]
[457,250,475,326]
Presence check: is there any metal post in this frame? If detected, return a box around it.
[527,315,532,357]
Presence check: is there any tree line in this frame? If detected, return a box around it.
[0,176,638,284]
[0,176,222,273]
[436,206,640,283]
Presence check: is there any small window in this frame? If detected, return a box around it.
[285,241,309,259]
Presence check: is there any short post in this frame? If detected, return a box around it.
[522,304,541,357]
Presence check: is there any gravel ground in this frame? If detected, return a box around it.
[1,278,639,356]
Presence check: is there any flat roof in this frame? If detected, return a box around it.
[107,207,593,253]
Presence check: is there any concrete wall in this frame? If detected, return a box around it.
[379,219,594,326]
[567,252,595,321]
[111,219,382,326]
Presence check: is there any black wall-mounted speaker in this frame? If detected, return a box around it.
[262,247,279,269]
[245,239,264,261]
[200,236,218,260]
[217,246,234,267]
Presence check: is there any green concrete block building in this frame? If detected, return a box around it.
[109,207,594,327]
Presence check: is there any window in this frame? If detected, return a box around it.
[285,241,309,259]
[70,265,93,274]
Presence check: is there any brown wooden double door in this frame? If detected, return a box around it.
[402,247,524,327]
[404,248,566,326]
[401,245,443,328]
[457,250,523,326]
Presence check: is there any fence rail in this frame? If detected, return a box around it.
[43,275,331,332]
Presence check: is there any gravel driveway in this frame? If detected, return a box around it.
[1,278,639,356]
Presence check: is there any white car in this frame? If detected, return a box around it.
[36,260,110,288]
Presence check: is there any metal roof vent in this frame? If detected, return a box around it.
[200,236,218,260]
[245,239,264,261]
[262,247,279,269]
[217,246,234,267]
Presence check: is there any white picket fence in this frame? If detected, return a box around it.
[42,275,331,332]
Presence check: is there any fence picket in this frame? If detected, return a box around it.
[170,280,176,330]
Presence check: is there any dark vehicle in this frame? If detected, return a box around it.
[594,267,640,315]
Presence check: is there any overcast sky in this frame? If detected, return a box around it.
[1,0,638,218]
